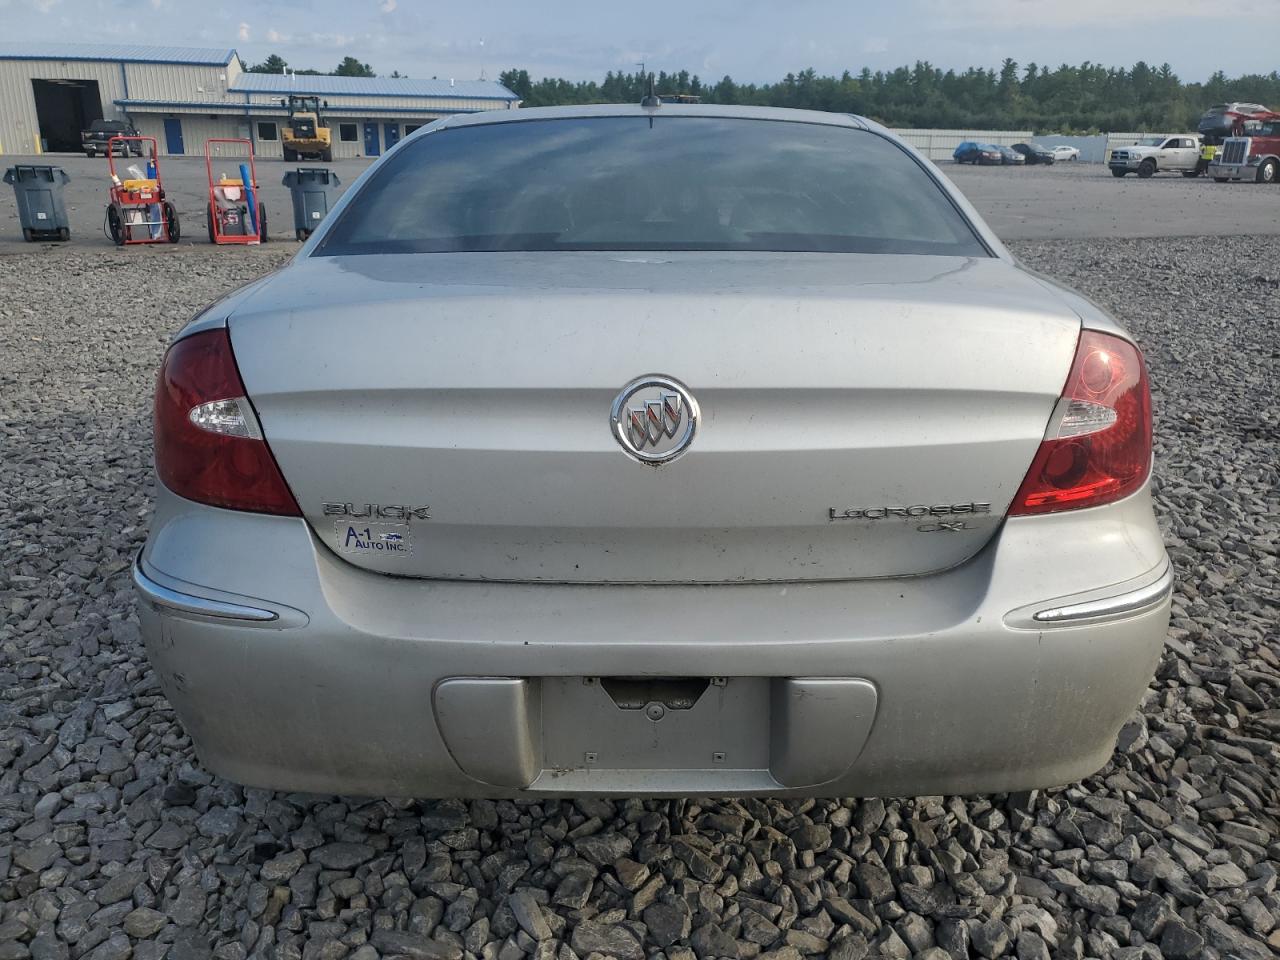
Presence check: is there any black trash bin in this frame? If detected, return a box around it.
[4,165,72,242]
[282,167,341,241]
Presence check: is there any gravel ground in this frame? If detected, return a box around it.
[0,240,1277,960]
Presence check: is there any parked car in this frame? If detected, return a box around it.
[1198,102,1273,141]
[135,104,1170,798]
[953,141,1004,165]
[81,119,141,157]
[1050,145,1081,162]
[995,145,1025,165]
[1109,135,1201,178]
[1011,142,1056,165]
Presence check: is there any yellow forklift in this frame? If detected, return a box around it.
[278,96,333,163]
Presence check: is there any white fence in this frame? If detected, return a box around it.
[890,128,1034,161]
[889,128,1184,164]
[1105,133,1148,151]
[1032,134,1111,164]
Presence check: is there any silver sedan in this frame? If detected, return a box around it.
[135,103,1170,797]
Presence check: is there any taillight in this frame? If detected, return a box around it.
[154,329,300,516]
[1009,330,1152,516]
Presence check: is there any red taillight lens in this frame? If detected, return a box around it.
[1009,330,1152,516]
[154,329,301,516]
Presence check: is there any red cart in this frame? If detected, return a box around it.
[205,138,268,244]
[104,136,180,245]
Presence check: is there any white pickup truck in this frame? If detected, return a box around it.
[1109,135,1202,178]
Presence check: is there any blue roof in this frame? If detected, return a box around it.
[0,41,236,66]
[231,72,518,101]
[115,98,484,117]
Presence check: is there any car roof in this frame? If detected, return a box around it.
[432,102,874,132]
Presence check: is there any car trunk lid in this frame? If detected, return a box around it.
[229,251,1080,583]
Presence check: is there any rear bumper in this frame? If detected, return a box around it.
[136,486,1171,797]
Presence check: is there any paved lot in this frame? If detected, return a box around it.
[943,162,1280,241]
[3,154,1280,251]
[0,168,1277,960]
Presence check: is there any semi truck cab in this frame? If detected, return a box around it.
[1208,113,1280,183]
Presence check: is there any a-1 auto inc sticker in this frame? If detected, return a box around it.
[334,521,413,556]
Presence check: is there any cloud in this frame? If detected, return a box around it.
[237,22,250,41]
[862,37,889,54]
[380,0,396,11]
[307,31,356,48]
[926,0,1279,27]
[262,27,355,49]
[149,0,161,8]
[32,0,59,11]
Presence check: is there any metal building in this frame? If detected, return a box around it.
[0,41,519,158]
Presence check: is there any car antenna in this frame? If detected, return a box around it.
[640,72,661,108]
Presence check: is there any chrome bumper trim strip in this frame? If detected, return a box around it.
[132,552,278,623]
[1034,564,1173,623]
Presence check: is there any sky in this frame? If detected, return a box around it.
[4,0,1278,85]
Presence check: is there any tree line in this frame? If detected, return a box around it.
[243,52,1280,131]
[247,54,396,79]
[499,61,1280,133]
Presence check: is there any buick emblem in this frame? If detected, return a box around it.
[610,375,700,464]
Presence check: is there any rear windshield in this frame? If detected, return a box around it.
[316,116,988,257]
[91,121,128,131]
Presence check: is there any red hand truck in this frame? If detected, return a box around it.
[205,138,268,245]
[104,136,180,245]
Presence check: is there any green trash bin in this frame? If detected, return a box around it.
[4,165,71,242]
